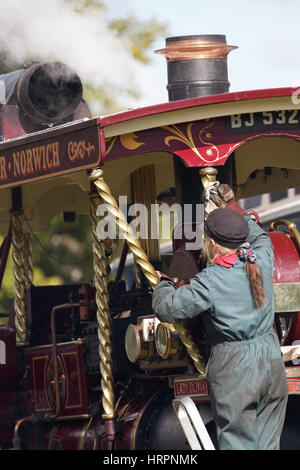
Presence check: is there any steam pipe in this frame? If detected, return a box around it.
[0,61,83,125]
[155,34,237,101]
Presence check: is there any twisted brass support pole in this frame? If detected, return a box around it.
[89,169,159,289]
[23,229,33,289]
[11,211,27,346]
[89,168,206,375]
[89,189,115,420]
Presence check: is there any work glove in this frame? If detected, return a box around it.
[155,271,184,288]
[203,181,235,214]
[202,181,221,214]
[204,182,260,222]
[211,183,235,207]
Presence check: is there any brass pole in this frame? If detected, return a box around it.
[23,229,33,289]
[199,167,218,189]
[88,189,115,421]
[11,211,27,346]
[89,168,206,375]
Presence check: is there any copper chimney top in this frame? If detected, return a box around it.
[155,34,237,101]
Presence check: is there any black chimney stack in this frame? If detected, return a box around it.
[156,34,237,101]
[155,35,237,215]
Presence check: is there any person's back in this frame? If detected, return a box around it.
[200,217,275,346]
[152,199,288,450]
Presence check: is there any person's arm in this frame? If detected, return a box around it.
[152,271,212,324]
[244,215,274,256]
[216,184,274,256]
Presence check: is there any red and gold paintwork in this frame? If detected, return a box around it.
[0,87,299,189]
[101,88,300,166]
[26,340,88,417]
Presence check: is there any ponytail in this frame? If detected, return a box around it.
[204,235,266,309]
[237,242,266,309]
[244,261,266,309]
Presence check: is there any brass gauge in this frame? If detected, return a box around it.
[125,323,150,363]
[155,322,180,360]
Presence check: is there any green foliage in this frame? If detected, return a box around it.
[0,213,94,313]
[29,213,94,284]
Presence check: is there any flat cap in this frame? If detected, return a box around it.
[204,208,249,248]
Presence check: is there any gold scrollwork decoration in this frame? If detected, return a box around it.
[120,132,145,151]
[68,140,95,161]
[105,133,145,155]
[162,121,222,163]
[162,123,202,158]
[198,119,220,162]
[163,122,300,165]
[105,120,300,165]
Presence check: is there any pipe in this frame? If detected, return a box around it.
[0,61,83,125]
[155,34,237,101]
[13,416,33,449]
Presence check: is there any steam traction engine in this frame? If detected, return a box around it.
[0,35,300,450]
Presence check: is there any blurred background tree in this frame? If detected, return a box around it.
[0,0,168,315]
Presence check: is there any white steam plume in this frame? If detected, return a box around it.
[0,0,166,113]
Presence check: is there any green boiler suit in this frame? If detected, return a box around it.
[152,216,288,450]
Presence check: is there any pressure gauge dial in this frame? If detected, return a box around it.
[125,323,150,363]
[155,322,179,360]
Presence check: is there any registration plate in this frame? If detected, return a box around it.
[174,377,208,399]
[285,367,300,395]
[287,379,300,395]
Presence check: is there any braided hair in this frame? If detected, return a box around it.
[203,236,266,309]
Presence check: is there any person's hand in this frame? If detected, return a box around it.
[210,183,235,207]
[155,271,179,285]
[202,181,220,214]
[214,184,248,216]
[203,181,234,214]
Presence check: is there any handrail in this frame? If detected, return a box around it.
[172,396,215,450]
[269,219,300,256]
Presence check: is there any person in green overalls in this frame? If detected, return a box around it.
[152,184,288,450]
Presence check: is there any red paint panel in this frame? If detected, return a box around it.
[269,232,300,283]
[26,341,88,418]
